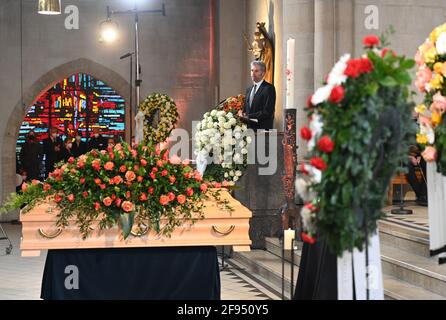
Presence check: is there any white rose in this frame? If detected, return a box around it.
[217,111,226,117]
[327,54,350,86]
[196,123,201,130]
[220,127,226,133]
[233,153,241,163]
[224,122,231,129]
[218,116,225,123]
[311,84,333,105]
[228,181,235,186]
[246,136,252,144]
[207,123,214,129]
[242,124,247,131]
[226,112,233,118]
[436,32,446,55]
[224,173,229,178]
[234,132,241,139]
[235,170,242,177]
[229,170,235,176]
[233,176,239,182]
[231,138,237,145]
[241,148,248,154]
[211,110,217,116]
[204,112,209,117]
[230,118,237,126]
[213,123,219,128]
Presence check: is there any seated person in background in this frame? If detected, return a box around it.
[107,137,115,149]
[61,138,74,162]
[406,145,428,206]
[87,128,107,151]
[72,130,87,157]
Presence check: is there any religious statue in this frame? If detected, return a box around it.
[246,22,274,84]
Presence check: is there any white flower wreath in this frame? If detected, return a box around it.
[138,93,179,145]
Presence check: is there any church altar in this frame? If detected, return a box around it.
[20,188,252,257]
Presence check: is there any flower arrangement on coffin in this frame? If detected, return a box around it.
[295,32,416,255]
[414,23,446,174]
[195,95,252,184]
[2,141,231,239]
[138,93,179,144]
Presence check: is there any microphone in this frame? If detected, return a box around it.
[120,52,133,59]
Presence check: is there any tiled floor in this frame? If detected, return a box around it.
[0,223,278,300]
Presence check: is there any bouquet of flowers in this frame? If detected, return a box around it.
[195,95,252,184]
[2,141,220,239]
[414,23,446,174]
[295,33,416,255]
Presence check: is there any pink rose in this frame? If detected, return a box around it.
[121,201,134,212]
[169,155,181,165]
[422,146,437,162]
[430,92,446,115]
[104,161,114,171]
[415,66,432,92]
[415,50,424,66]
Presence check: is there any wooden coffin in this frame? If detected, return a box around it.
[20,189,252,257]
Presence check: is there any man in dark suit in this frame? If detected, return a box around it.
[240,61,276,130]
[43,127,63,177]
[87,127,107,151]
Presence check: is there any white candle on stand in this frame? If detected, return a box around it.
[286,38,295,109]
[284,228,295,250]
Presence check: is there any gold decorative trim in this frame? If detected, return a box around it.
[212,225,235,236]
[131,225,149,237]
[38,228,62,239]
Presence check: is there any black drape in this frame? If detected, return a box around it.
[293,240,337,300]
[41,246,220,300]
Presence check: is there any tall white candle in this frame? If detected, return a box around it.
[286,38,295,109]
[284,228,295,250]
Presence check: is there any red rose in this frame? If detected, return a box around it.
[381,48,396,58]
[137,176,143,182]
[310,157,327,171]
[122,201,134,212]
[125,191,131,199]
[119,165,127,173]
[43,183,51,191]
[169,176,176,184]
[140,159,147,167]
[177,195,186,204]
[94,202,101,211]
[113,176,123,184]
[161,170,168,177]
[184,172,191,179]
[344,59,361,78]
[82,191,89,198]
[186,188,194,197]
[77,161,85,169]
[329,86,345,104]
[109,153,115,160]
[363,35,380,48]
[104,161,114,171]
[111,194,116,200]
[150,173,156,180]
[91,159,101,171]
[131,150,138,158]
[94,178,101,185]
[134,165,140,172]
[200,184,208,192]
[107,145,113,153]
[301,232,316,244]
[67,194,75,202]
[115,198,122,207]
[148,187,154,194]
[159,195,169,206]
[140,192,148,201]
[103,197,112,207]
[318,136,335,153]
[304,203,317,212]
[213,182,222,188]
[162,151,169,160]
[68,157,75,164]
[54,194,62,203]
[194,171,203,182]
[168,192,175,201]
[152,167,158,173]
[359,58,373,73]
[99,184,106,190]
[300,127,312,141]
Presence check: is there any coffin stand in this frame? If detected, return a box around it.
[20,189,252,257]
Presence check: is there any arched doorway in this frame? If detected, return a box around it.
[1,58,130,220]
[17,73,126,181]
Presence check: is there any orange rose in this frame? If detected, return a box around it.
[140,159,147,167]
[119,165,127,173]
[122,201,134,212]
[104,161,115,171]
[169,176,176,184]
[67,194,75,202]
[177,195,186,204]
[43,183,51,191]
[137,176,143,182]
[140,192,148,201]
[200,184,208,192]
[113,176,123,184]
[125,170,136,182]
[422,146,437,162]
[157,160,164,167]
[159,195,169,206]
[103,197,112,207]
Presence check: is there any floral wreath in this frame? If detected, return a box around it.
[414,23,446,174]
[296,32,416,255]
[138,93,179,144]
[195,95,251,184]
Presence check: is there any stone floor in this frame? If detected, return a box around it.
[383,201,429,231]
[0,222,279,300]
